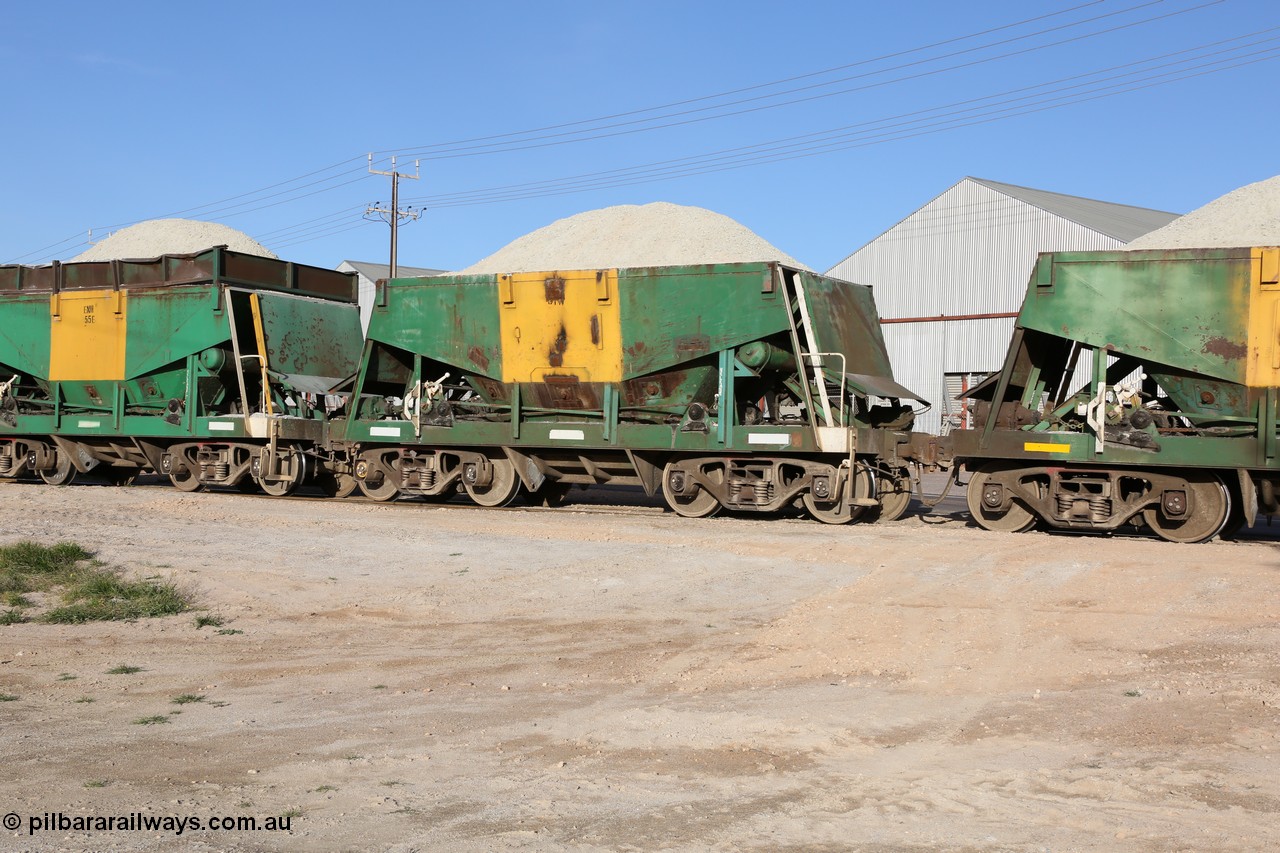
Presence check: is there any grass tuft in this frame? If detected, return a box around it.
[172,694,205,705]
[0,541,190,624]
[132,715,169,725]
[106,664,144,675]
[194,614,225,629]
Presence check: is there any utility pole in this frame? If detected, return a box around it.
[366,153,421,278]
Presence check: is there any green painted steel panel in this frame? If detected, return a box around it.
[124,287,225,378]
[368,275,503,379]
[1017,248,1252,385]
[257,292,363,389]
[0,294,51,378]
[798,270,896,380]
[618,264,788,377]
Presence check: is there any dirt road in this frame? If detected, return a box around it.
[1,481,1278,851]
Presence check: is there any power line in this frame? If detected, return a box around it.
[376,0,1118,156]
[386,0,1217,161]
[267,45,1277,251]
[4,1,1239,262]
[396,30,1278,208]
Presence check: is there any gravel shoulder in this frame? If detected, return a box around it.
[1,481,1278,851]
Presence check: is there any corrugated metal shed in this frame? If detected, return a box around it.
[337,260,446,334]
[826,177,1179,433]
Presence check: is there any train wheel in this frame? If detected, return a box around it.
[967,467,1036,533]
[257,449,307,497]
[802,466,871,525]
[38,452,77,486]
[876,467,913,522]
[169,467,202,491]
[167,447,203,492]
[463,456,522,507]
[661,461,723,518]
[316,472,359,498]
[1142,474,1229,544]
[355,455,400,502]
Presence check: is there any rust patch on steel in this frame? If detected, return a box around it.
[590,314,600,346]
[621,369,692,405]
[467,345,490,371]
[548,326,567,368]
[1202,336,1247,360]
[544,277,565,304]
[532,375,597,409]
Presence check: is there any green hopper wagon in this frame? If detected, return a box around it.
[341,262,931,521]
[0,247,361,494]
[951,246,1280,542]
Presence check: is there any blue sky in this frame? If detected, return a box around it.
[3,0,1277,273]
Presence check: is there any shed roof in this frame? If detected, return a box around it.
[338,260,445,280]
[968,177,1178,242]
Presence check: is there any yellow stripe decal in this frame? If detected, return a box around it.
[1023,442,1071,453]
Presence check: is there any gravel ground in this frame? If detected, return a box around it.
[1,480,1278,852]
[459,202,807,274]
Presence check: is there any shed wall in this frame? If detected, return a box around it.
[830,179,1125,433]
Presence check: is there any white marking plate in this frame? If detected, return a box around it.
[747,433,792,446]
[549,429,586,441]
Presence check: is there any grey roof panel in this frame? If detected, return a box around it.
[968,177,1179,242]
[340,260,446,280]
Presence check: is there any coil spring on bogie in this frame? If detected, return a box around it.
[1055,492,1111,522]
[201,462,230,481]
[0,455,12,476]
[729,480,774,505]
[1088,495,1110,523]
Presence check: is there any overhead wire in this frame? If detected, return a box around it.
[395,29,1279,208]
[274,45,1277,246]
[385,0,1217,160]
[7,0,1240,261]
[374,1,1115,156]
[213,0,1237,243]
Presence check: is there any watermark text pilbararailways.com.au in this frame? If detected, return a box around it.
[5,811,294,836]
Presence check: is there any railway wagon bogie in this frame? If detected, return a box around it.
[344,262,932,521]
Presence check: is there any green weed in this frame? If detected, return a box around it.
[0,541,190,624]
[106,665,143,675]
